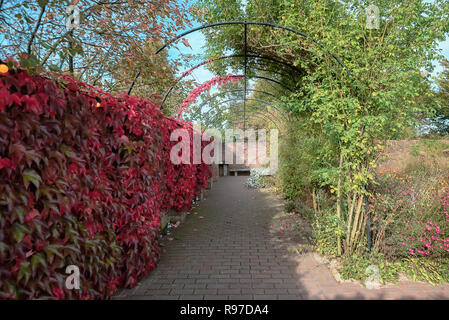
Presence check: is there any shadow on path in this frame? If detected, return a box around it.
[115,177,449,300]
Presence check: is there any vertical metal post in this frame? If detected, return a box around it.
[365,185,371,253]
[243,21,247,131]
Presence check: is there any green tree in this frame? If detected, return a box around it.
[197,0,449,255]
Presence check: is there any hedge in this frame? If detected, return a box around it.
[0,68,211,299]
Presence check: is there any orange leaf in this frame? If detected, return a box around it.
[182,38,191,48]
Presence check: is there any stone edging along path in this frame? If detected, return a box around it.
[115,176,449,300]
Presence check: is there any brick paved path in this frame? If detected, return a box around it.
[115,176,449,300]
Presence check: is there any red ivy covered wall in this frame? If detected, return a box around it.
[0,69,211,299]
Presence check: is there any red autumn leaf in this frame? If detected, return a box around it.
[0,69,211,300]
[21,95,42,114]
[181,38,191,48]
[0,157,12,169]
[25,209,40,222]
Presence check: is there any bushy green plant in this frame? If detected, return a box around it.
[277,121,335,200]
[313,212,342,257]
[401,257,449,285]
[308,190,345,256]
[245,168,271,188]
[338,253,401,284]
[372,180,449,260]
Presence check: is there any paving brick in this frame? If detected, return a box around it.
[204,295,229,300]
[253,295,278,300]
[278,295,302,300]
[179,295,205,300]
[171,289,196,295]
[241,288,265,295]
[228,295,253,300]
[114,177,449,301]
[144,288,171,295]
[194,289,218,295]
[218,289,242,295]
[206,283,229,289]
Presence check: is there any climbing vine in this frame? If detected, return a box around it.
[0,64,211,299]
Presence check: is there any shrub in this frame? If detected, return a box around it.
[338,253,401,285]
[312,209,342,257]
[245,168,271,188]
[372,180,449,260]
[306,190,344,257]
[277,121,336,200]
[0,68,210,299]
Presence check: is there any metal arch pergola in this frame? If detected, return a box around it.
[212,111,282,129]
[163,73,294,107]
[127,21,349,89]
[195,89,284,115]
[204,107,284,127]
[200,88,281,101]
[160,53,302,105]
[208,111,283,131]
[127,21,350,129]
[230,118,280,130]
[199,98,289,121]
[121,21,375,250]
[201,106,284,129]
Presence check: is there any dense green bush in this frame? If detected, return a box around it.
[338,253,401,284]
[277,121,336,200]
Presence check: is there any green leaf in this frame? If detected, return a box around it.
[37,0,47,8]
[12,206,26,224]
[44,245,64,261]
[0,242,6,256]
[31,253,47,272]
[23,169,42,189]
[18,261,31,285]
[19,53,39,69]
[48,64,61,72]
[12,224,28,243]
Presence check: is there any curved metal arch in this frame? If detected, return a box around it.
[199,98,288,121]
[164,73,293,108]
[217,88,280,100]
[250,65,294,81]
[196,88,281,111]
[200,105,284,129]
[226,115,282,131]
[246,52,303,73]
[201,101,287,125]
[205,107,283,127]
[230,118,279,129]
[128,21,350,95]
[209,111,282,131]
[216,115,280,131]
[248,75,294,92]
[153,21,348,72]
[161,53,301,104]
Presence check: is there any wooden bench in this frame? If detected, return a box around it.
[228,168,250,176]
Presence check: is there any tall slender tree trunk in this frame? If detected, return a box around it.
[349,194,364,252]
[336,151,344,256]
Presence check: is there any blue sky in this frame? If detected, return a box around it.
[434,37,449,75]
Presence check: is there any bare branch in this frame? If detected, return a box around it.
[27,1,47,54]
